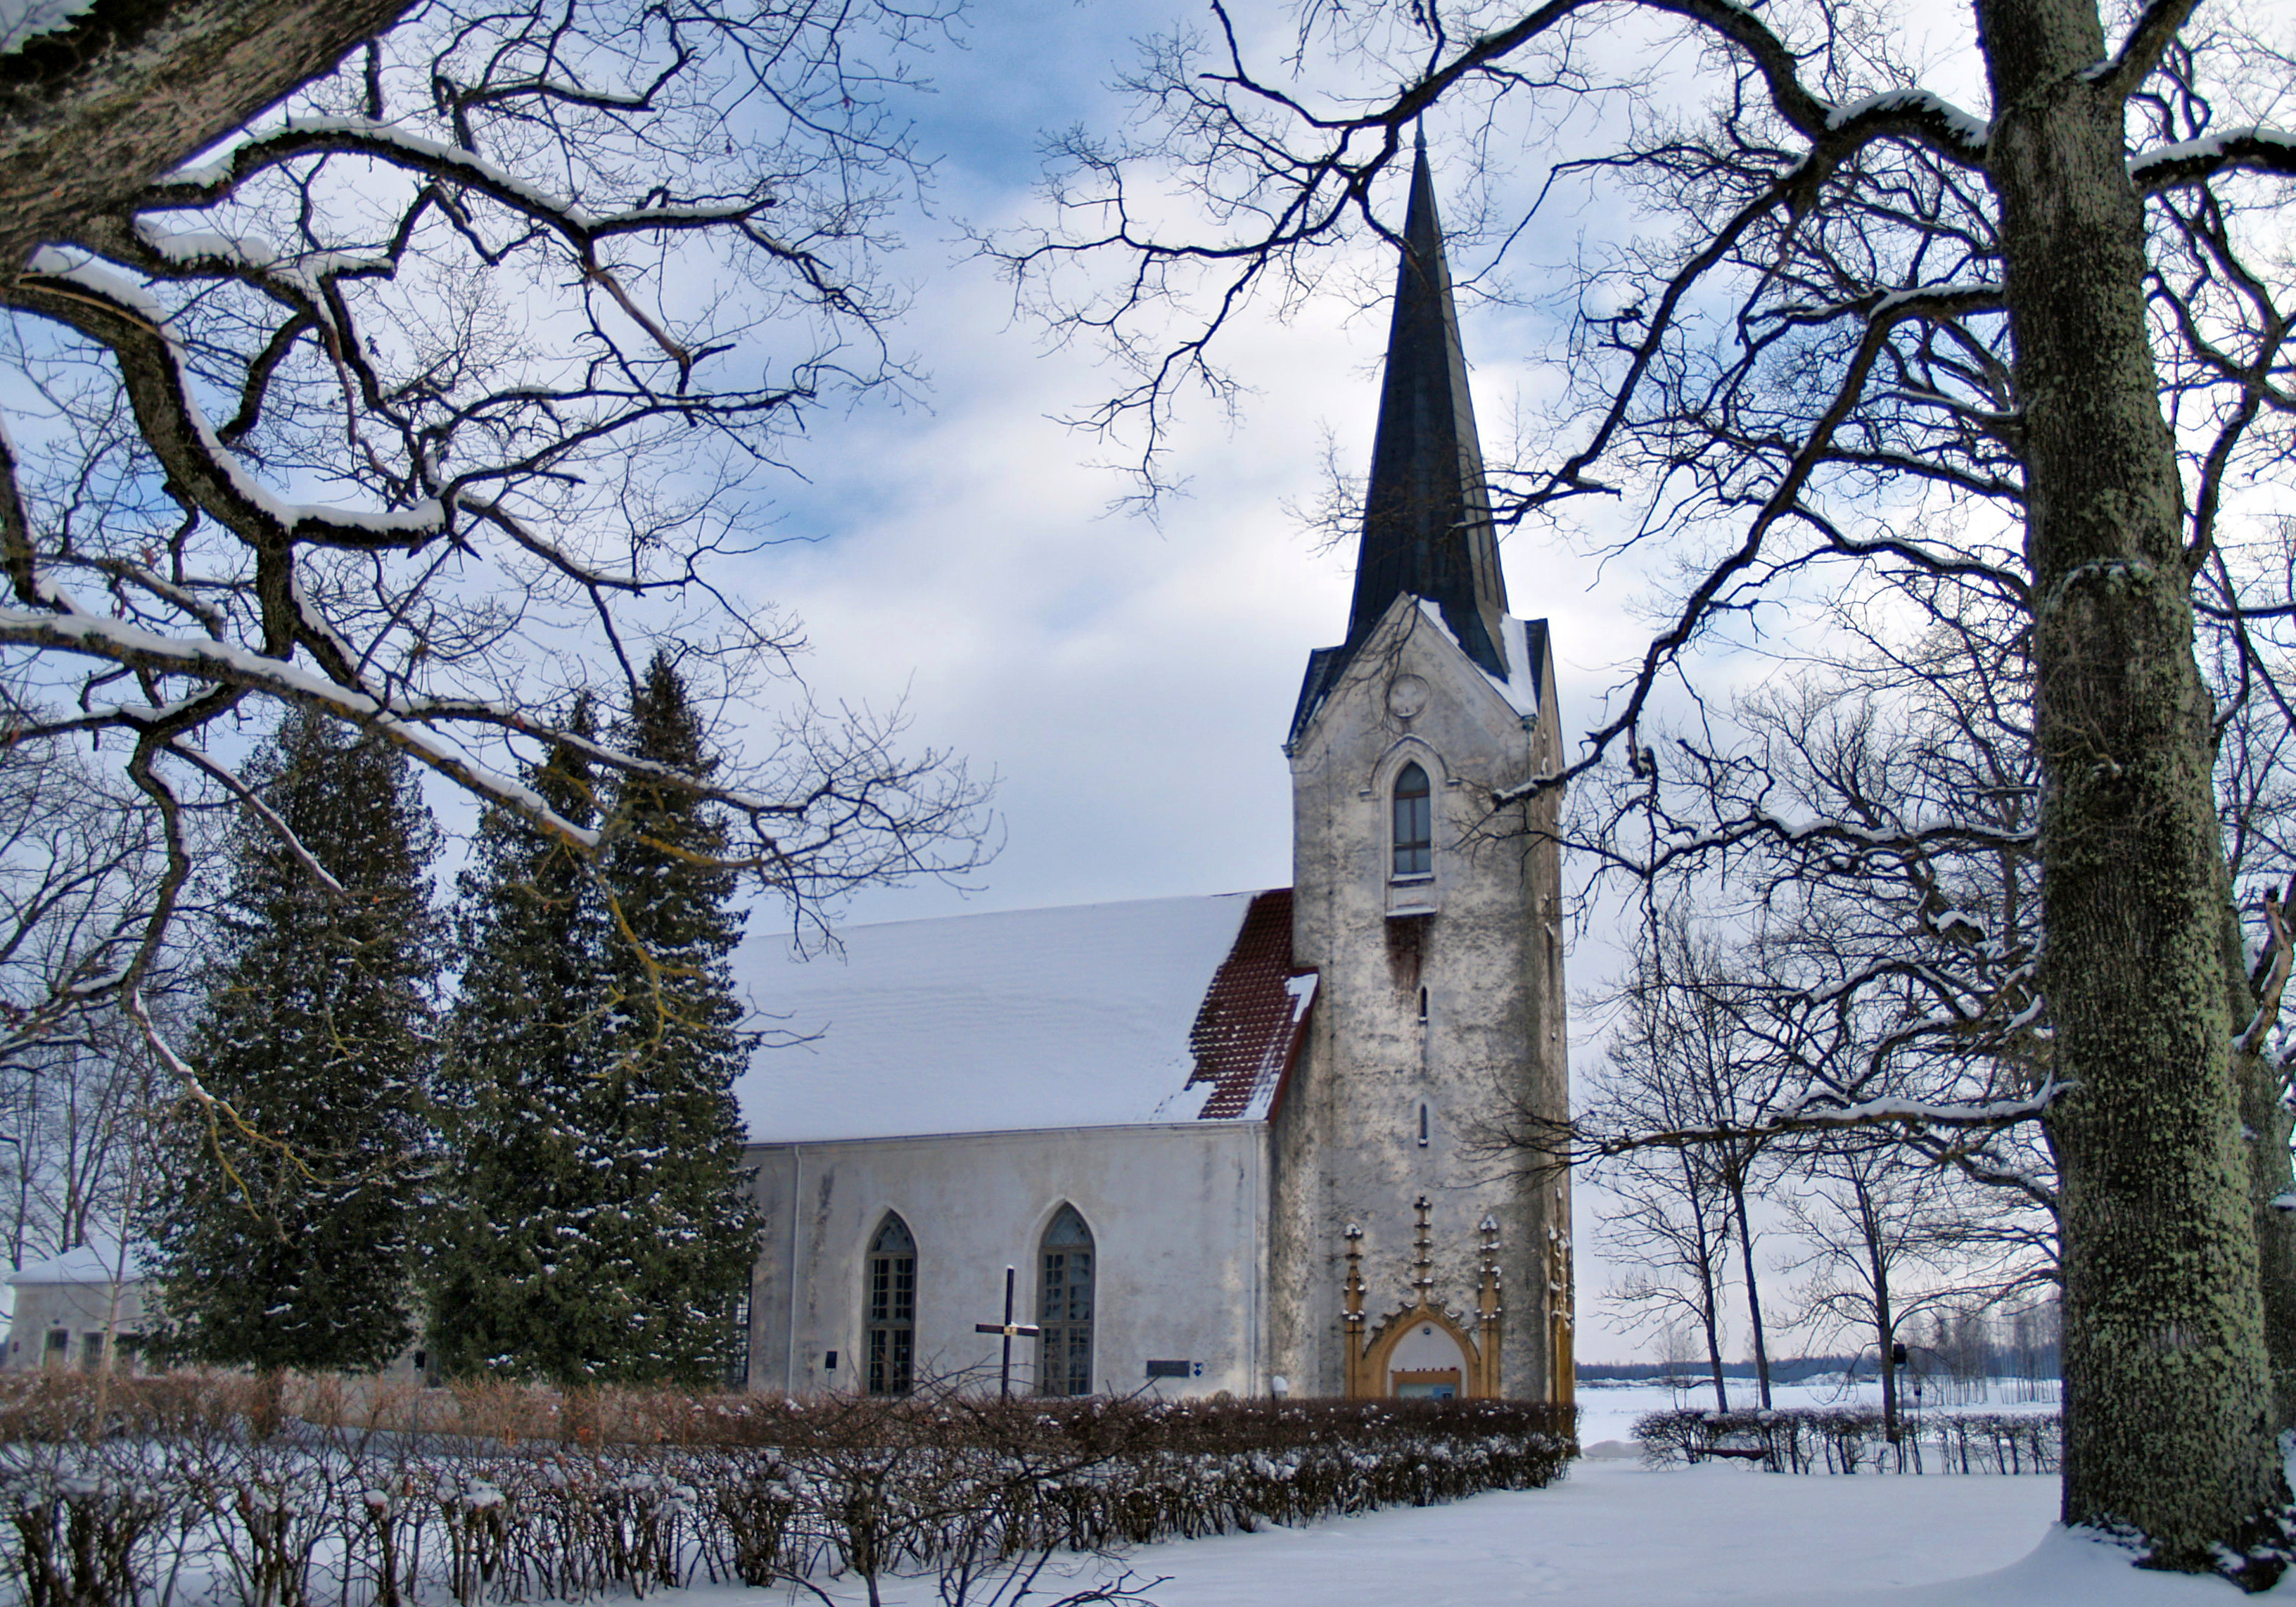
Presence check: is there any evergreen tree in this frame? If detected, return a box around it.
[144,709,440,1373]
[429,663,760,1386]
[584,652,763,1385]
[427,696,613,1380]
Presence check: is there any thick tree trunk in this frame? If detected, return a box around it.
[0,0,412,269]
[1866,1197,1900,1448]
[2223,908,2296,1437]
[1978,0,2288,1574]
[2238,1048,2296,1437]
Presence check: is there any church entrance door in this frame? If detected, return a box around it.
[1385,1319,1468,1399]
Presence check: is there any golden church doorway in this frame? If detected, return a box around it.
[1384,1319,1469,1399]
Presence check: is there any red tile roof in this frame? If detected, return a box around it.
[1186,888,1318,1121]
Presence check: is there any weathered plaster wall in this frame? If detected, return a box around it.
[746,1121,1271,1397]
[1275,599,1570,1400]
[3,1275,148,1371]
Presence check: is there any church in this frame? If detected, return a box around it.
[732,144,1574,1405]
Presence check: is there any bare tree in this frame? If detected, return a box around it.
[0,738,187,1286]
[0,0,988,1074]
[997,0,2296,1562]
[0,743,177,1075]
[1590,1013,1737,1409]
[1782,1144,1967,1449]
[1586,913,1788,1409]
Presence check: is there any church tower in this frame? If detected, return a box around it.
[1269,140,1571,1402]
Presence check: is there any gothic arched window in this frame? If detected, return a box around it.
[1392,761,1433,878]
[865,1213,917,1397]
[1038,1205,1096,1397]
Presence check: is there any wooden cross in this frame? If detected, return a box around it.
[974,1265,1041,1399]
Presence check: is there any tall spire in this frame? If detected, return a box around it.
[1344,136,1510,678]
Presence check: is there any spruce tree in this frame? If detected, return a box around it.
[427,696,613,1380]
[429,663,760,1386]
[144,709,440,1373]
[585,652,762,1385]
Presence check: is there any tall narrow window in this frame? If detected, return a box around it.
[724,1290,754,1390]
[1038,1205,1096,1397]
[1393,762,1432,878]
[865,1214,917,1396]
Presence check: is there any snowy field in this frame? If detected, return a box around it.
[661,1380,2286,1607]
[670,1459,2284,1606]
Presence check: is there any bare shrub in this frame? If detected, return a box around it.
[0,1372,1573,1606]
[1633,1404,2060,1476]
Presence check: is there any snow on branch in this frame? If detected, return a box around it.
[146,117,763,239]
[2132,126,2296,193]
[0,0,986,1031]
[1822,89,1990,165]
[1589,1084,2067,1158]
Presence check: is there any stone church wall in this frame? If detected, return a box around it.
[746,1121,1270,1398]
[1275,602,1570,1401]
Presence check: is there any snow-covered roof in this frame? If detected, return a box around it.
[8,1240,150,1288]
[732,891,1315,1143]
[1417,602,1548,722]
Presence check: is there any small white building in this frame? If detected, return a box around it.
[3,1240,153,1373]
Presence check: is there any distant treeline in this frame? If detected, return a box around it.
[1578,1349,2063,1385]
[1579,1357,1867,1384]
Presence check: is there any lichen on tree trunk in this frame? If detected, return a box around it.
[2219,902,2296,1437]
[1980,0,2290,1576]
[2237,1041,2296,1437]
[0,0,413,270]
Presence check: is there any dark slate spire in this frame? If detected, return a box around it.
[1344,136,1510,678]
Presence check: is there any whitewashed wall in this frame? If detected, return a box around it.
[2,1273,148,1372]
[746,1122,1273,1398]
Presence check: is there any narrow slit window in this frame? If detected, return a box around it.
[865,1213,917,1397]
[1393,763,1433,879]
[1418,1103,1430,1148]
[1417,986,1429,1024]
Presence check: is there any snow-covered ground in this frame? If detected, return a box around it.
[665,1380,2278,1606]
[709,1458,2276,1606]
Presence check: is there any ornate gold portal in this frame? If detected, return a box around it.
[1341,1197,1503,1399]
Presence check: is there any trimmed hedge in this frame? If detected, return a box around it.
[1633,1404,2058,1475]
[0,1376,1577,1606]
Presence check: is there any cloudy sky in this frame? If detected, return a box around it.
[727,1,1649,929]
[697,0,1690,1357]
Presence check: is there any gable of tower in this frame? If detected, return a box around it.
[1289,592,1551,767]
